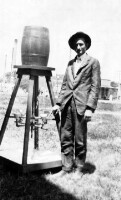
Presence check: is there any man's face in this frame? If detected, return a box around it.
[75,38,87,56]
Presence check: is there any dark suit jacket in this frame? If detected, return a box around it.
[56,53,101,115]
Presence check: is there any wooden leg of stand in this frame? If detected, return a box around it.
[33,76,39,149]
[46,76,61,137]
[0,75,22,144]
[22,75,34,168]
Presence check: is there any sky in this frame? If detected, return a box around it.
[0,0,121,81]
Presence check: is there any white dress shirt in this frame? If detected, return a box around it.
[74,53,86,77]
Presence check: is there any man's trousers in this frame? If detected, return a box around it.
[60,98,87,172]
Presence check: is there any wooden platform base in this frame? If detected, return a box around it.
[0,149,62,173]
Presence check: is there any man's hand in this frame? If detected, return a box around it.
[84,109,92,122]
[52,105,60,116]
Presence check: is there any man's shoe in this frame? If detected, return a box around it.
[53,170,71,177]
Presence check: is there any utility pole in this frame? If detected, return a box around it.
[11,39,18,82]
[11,48,14,74]
[13,39,18,66]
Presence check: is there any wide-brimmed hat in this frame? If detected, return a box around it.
[68,32,91,50]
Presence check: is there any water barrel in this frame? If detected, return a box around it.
[21,26,50,66]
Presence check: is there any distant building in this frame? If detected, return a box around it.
[99,79,118,100]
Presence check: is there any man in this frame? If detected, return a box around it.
[53,32,101,175]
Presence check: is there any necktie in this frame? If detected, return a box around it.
[74,60,81,77]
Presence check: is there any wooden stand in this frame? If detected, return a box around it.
[0,65,62,173]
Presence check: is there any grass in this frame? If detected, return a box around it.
[0,89,121,199]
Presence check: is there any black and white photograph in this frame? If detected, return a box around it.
[0,0,121,199]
